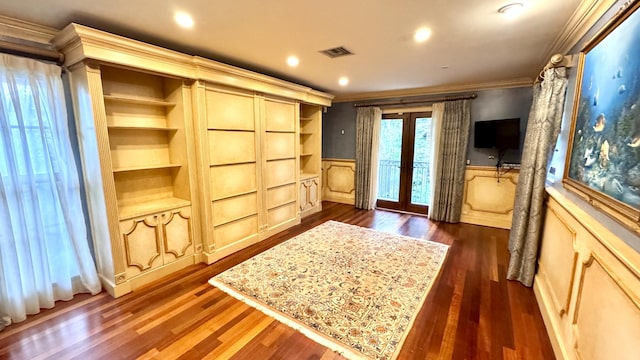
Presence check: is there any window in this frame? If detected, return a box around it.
[0,54,100,326]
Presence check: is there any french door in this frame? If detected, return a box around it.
[376,112,432,214]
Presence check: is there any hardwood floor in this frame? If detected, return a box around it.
[0,202,555,360]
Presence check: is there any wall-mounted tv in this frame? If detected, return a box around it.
[474,118,520,150]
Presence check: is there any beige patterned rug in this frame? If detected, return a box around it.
[209,221,449,360]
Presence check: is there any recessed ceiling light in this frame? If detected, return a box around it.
[498,3,524,18]
[414,27,432,43]
[174,12,194,29]
[286,56,299,67]
[339,77,349,86]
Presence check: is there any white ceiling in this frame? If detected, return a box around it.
[0,0,582,96]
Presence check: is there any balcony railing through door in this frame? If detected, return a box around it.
[377,160,430,205]
[376,112,432,214]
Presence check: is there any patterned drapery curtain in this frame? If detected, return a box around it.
[429,99,471,222]
[508,67,568,286]
[355,107,382,210]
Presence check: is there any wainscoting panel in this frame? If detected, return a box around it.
[537,206,578,317]
[322,158,355,205]
[534,187,640,360]
[460,166,519,229]
[572,255,640,360]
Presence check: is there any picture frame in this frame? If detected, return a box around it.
[563,0,640,234]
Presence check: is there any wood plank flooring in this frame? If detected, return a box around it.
[0,202,555,359]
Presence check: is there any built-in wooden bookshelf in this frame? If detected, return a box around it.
[101,66,192,221]
[299,104,322,216]
[66,63,197,296]
[55,23,333,297]
[263,97,298,234]
[196,87,300,262]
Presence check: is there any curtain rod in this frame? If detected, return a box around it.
[536,53,575,82]
[353,93,477,108]
[0,39,64,65]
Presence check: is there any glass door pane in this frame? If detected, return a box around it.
[411,117,432,206]
[377,118,403,201]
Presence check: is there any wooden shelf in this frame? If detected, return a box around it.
[300,117,313,121]
[108,125,178,131]
[300,153,314,157]
[112,164,182,173]
[267,130,295,133]
[300,132,313,135]
[103,94,175,107]
[300,172,319,180]
[118,197,191,220]
[267,156,296,161]
[212,189,258,202]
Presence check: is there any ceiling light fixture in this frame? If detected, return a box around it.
[414,27,432,43]
[498,3,525,18]
[286,56,299,67]
[174,12,194,29]
[339,77,349,86]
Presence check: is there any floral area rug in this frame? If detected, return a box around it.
[208,220,449,360]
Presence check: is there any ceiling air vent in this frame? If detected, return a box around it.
[319,46,354,58]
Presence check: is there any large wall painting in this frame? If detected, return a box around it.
[564,0,640,233]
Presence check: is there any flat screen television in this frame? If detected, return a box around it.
[474,118,520,150]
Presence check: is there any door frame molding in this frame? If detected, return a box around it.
[376,111,431,215]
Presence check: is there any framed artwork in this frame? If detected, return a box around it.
[563,0,640,233]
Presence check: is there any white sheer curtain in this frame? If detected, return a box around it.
[0,54,101,328]
[428,103,444,219]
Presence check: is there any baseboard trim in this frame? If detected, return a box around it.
[323,195,355,205]
[460,214,512,229]
[533,275,570,360]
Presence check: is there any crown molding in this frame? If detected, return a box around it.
[0,15,58,45]
[194,57,333,106]
[538,0,617,70]
[53,23,196,78]
[53,24,333,106]
[332,78,533,103]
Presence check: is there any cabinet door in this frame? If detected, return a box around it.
[161,207,194,263]
[120,215,162,280]
[300,180,310,212]
[308,178,319,207]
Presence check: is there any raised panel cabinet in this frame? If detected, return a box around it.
[161,207,194,263]
[299,103,322,217]
[66,63,198,297]
[119,206,193,285]
[120,216,162,280]
[194,86,301,263]
[300,177,320,217]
